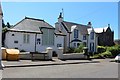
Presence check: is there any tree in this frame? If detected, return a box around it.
[6,22,11,28]
[2,19,6,28]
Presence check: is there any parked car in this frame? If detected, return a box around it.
[115,54,120,63]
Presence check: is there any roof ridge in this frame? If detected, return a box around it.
[63,21,90,27]
[25,16,44,22]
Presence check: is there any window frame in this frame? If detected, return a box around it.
[23,34,30,44]
[90,32,94,40]
[74,29,79,39]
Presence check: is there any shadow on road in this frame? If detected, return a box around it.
[3,61,100,68]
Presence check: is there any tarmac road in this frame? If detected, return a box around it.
[1,59,119,78]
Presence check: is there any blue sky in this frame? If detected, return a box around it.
[2,2,118,39]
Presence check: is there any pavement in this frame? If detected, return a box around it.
[2,57,102,68]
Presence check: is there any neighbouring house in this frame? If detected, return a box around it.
[94,25,114,46]
[5,17,65,53]
[55,13,98,53]
[114,39,120,45]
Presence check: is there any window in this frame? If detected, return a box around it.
[42,29,54,46]
[90,32,94,40]
[90,43,94,52]
[74,29,79,39]
[23,34,30,44]
[14,41,18,44]
[57,44,62,47]
[83,35,86,40]
[12,34,14,36]
[77,43,80,47]
[73,43,76,47]
[37,38,41,44]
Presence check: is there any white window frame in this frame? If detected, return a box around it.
[23,34,30,44]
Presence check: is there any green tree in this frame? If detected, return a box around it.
[6,22,11,28]
[2,19,6,28]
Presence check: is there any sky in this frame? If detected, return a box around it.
[1,2,118,39]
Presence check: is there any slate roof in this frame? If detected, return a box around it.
[9,17,54,33]
[61,21,91,34]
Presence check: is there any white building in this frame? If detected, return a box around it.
[5,17,65,54]
[55,13,98,53]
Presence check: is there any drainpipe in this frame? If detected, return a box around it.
[35,33,37,52]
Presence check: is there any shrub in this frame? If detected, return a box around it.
[101,51,112,58]
[97,46,106,53]
[107,45,120,57]
[92,53,105,59]
[74,43,85,53]
[66,47,75,53]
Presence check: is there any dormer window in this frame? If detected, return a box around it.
[74,29,79,39]
[90,32,94,40]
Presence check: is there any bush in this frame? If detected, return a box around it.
[66,47,75,53]
[101,51,112,58]
[107,45,120,57]
[92,45,120,58]
[97,46,106,53]
[92,53,105,59]
[74,43,85,53]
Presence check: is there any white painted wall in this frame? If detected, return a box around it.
[87,32,97,52]
[5,31,65,53]
[54,35,64,53]
[5,32,36,52]
[70,28,83,48]
[58,47,87,59]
